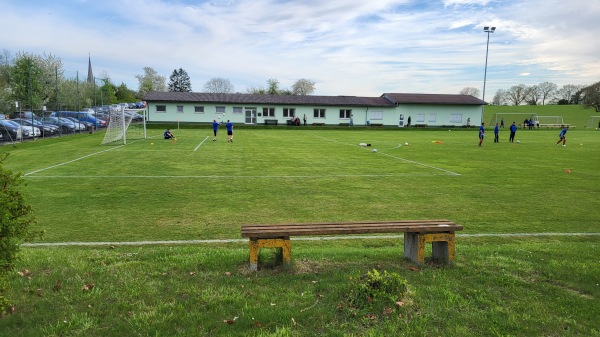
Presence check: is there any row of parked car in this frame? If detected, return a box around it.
[0,110,108,142]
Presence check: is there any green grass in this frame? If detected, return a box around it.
[485,104,598,128]
[1,122,599,336]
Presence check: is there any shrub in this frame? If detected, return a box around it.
[0,153,39,315]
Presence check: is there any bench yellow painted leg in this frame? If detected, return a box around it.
[248,238,291,271]
[404,232,456,264]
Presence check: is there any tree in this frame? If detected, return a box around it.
[492,89,507,105]
[10,53,45,111]
[506,84,529,106]
[135,67,166,96]
[555,84,584,104]
[266,78,280,95]
[292,79,316,95]
[459,87,480,98]
[0,154,39,315]
[168,68,192,92]
[526,85,540,105]
[581,81,600,112]
[204,77,234,93]
[537,81,557,105]
[115,82,138,103]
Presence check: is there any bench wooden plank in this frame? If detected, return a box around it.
[241,220,462,270]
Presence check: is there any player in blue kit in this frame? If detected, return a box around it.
[479,122,485,147]
[226,120,233,142]
[212,120,220,141]
[556,127,567,146]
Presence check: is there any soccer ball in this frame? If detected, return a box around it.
[372,149,378,152]
[516,140,520,143]
[151,143,154,145]
[404,142,409,146]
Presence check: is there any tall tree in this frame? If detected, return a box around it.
[492,89,507,105]
[581,81,600,112]
[556,84,584,104]
[135,67,166,96]
[526,85,541,105]
[266,78,280,95]
[10,53,44,111]
[506,84,529,106]
[537,81,557,105]
[168,68,192,92]
[292,79,316,95]
[459,87,480,98]
[204,77,234,93]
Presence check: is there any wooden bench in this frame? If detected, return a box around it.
[339,123,350,126]
[241,219,462,271]
[369,123,383,127]
[312,122,325,126]
[264,119,278,126]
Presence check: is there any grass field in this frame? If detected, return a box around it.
[1,123,599,336]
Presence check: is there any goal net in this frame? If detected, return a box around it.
[101,107,146,145]
[589,116,600,129]
[489,112,538,127]
[537,116,564,125]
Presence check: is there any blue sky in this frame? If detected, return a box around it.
[1,0,598,98]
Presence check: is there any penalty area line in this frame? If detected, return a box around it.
[21,232,600,247]
[194,136,210,151]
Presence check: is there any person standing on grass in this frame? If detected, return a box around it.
[556,127,567,146]
[494,123,499,143]
[509,122,517,142]
[479,122,485,147]
[303,114,307,126]
[226,120,233,142]
[212,120,220,141]
[501,117,504,128]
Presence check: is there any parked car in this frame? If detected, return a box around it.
[0,120,24,140]
[134,101,147,109]
[37,117,78,134]
[11,118,57,137]
[64,117,95,130]
[9,111,36,119]
[3,120,39,138]
[52,111,106,128]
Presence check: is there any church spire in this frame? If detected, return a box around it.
[87,53,93,83]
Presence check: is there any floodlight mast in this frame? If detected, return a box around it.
[482,26,496,103]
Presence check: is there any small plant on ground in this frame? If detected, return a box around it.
[341,268,411,322]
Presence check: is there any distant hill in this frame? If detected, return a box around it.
[484,105,599,128]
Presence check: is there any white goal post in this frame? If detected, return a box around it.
[489,112,538,126]
[536,116,564,125]
[101,107,147,145]
[589,116,600,129]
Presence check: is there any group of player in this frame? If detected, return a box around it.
[162,119,235,143]
[478,122,567,147]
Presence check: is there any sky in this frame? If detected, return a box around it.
[1,0,599,99]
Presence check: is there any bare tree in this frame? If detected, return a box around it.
[458,87,480,98]
[492,89,507,105]
[204,77,234,93]
[527,85,541,105]
[266,78,280,94]
[537,81,557,105]
[506,84,529,106]
[292,79,316,95]
[135,67,166,96]
[556,84,585,104]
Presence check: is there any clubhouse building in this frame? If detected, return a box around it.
[144,91,485,127]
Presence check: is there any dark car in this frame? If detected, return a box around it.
[64,117,95,130]
[11,118,58,137]
[0,120,24,141]
[9,111,36,119]
[37,117,78,134]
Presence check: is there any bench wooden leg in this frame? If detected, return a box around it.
[248,238,291,271]
[404,232,456,264]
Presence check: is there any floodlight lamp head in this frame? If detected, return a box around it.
[484,26,489,30]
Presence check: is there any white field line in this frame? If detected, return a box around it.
[24,145,126,176]
[25,173,453,179]
[194,136,210,151]
[308,132,461,176]
[21,232,600,247]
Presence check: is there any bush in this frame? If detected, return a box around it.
[0,153,39,315]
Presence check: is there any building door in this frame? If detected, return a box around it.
[245,107,256,124]
[399,114,404,127]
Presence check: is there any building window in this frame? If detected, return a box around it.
[450,113,462,123]
[370,110,383,120]
[313,108,326,118]
[194,106,204,114]
[177,105,184,113]
[263,107,275,117]
[339,109,352,118]
[233,107,243,114]
[283,108,295,118]
[156,105,166,113]
[416,114,425,122]
[216,106,225,113]
[428,114,436,123]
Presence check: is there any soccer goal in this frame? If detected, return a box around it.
[537,116,564,125]
[588,116,600,129]
[101,107,147,145]
[489,112,538,126]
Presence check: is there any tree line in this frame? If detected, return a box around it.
[460,81,600,112]
[0,51,316,114]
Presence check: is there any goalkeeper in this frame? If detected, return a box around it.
[164,129,175,139]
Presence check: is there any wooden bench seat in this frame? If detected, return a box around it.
[241,219,463,271]
[264,119,278,125]
[312,122,325,126]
